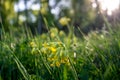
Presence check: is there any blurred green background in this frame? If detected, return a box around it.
[0,0,120,35]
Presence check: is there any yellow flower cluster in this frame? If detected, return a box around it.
[50,33,55,38]
[59,30,66,37]
[40,1,49,15]
[59,17,71,26]
[41,42,70,67]
[49,47,56,53]
[50,28,58,38]
[48,57,70,67]
[40,33,47,39]
[40,7,48,15]
[29,41,39,55]
[41,42,57,54]
[30,41,37,48]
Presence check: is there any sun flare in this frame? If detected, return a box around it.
[92,0,120,15]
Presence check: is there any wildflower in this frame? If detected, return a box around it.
[66,60,70,66]
[48,56,57,61]
[59,30,66,37]
[55,61,61,67]
[50,28,58,34]
[41,48,47,54]
[61,57,70,66]
[47,57,53,61]
[30,42,36,47]
[41,33,47,39]
[40,7,48,15]
[61,59,65,63]
[50,47,57,53]
[42,42,48,47]
[57,42,63,47]
[59,17,71,26]
[50,63,54,67]
[50,32,56,38]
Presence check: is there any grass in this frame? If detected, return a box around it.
[0,25,120,80]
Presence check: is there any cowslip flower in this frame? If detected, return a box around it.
[42,42,48,47]
[59,17,71,26]
[59,30,66,37]
[49,47,57,53]
[30,42,37,47]
[55,61,61,67]
[50,32,56,38]
[40,7,48,15]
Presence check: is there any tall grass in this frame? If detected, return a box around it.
[0,22,120,80]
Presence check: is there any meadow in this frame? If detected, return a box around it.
[0,25,120,80]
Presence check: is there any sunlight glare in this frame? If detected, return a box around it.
[92,2,97,8]
[98,0,120,15]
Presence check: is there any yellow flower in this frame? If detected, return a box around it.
[59,17,71,26]
[50,63,54,67]
[55,61,61,67]
[41,33,47,39]
[30,42,36,47]
[47,56,57,61]
[61,59,65,63]
[40,7,48,15]
[66,61,70,66]
[57,41,63,46]
[50,47,56,53]
[42,42,48,47]
[61,57,70,66]
[47,57,53,61]
[59,30,66,37]
[50,32,56,38]
[50,28,58,34]
[41,48,47,54]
